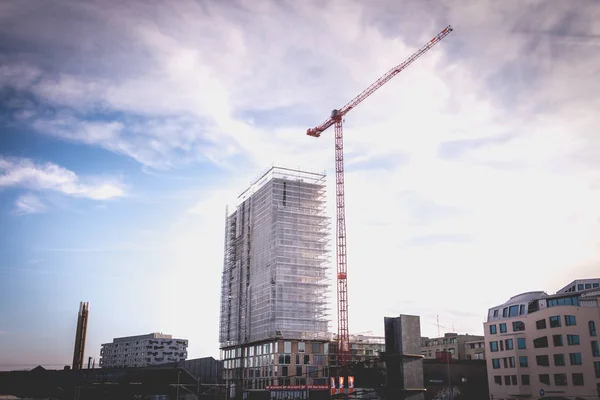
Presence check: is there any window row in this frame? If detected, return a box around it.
[532,334,580,348]
[492,304,526,319]
[490,321,525,335]
[490,334,579,352]
[493,373,584,386]
[489,316,596,335]
[546,295,580,308]
[492,353,582,368]
[536,315,577,329]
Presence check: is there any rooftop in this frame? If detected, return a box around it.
[238,166,326,203]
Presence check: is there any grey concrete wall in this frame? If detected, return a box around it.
[384,315,424,400]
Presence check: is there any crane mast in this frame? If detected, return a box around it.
[306,25,453,371]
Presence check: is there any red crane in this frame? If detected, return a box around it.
[306,25,453,368]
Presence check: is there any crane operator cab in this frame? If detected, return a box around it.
[330,109,341,119]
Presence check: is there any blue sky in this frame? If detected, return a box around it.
[1,0,600,370]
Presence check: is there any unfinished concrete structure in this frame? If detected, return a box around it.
[219,167,331,393]
[384,314,425,400]
[72,301,89,371]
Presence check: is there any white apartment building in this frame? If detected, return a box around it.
[100,333,188,368]
[484,278,600,400]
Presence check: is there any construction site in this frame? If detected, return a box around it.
[217,26,455,400]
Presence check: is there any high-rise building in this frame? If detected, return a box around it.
[72,301,89,370]
[219,167,331,393]
[99,333,188,368]
[484,278,600,399]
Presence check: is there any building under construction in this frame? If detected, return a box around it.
[219,167,331,396]
[72,301,89,371]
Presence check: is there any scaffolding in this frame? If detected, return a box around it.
[219,167,331,348]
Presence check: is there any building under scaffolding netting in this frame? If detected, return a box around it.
[219,166,331,348]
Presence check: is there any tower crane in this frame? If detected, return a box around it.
[306,25,453,369]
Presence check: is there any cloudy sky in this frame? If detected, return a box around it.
[1,0,600,370]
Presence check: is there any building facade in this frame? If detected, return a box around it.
[329,334,385,368]
[484,278,600,399]
[421,333,485,360]
[464,339,485,360]
[218,167,331,394]
[100,333,188,368]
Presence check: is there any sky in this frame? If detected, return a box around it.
[1,0,600,370]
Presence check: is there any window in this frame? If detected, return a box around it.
[590,321,597,336]
[505,339,514,350]
[508,305,519,317]
[295,354,300,365]
[547,296,580,307]
[304,355,309,365]
[492,359,501,369]
[578,284,584,290]
[282,366,288,377]
[539,374,550,385]
[567,334,580,345]
[569,353,582,365]
[519,356,528,367]
[553,334,563,347]
[586,283,592,289]
[519,304,525,315]
[298,342,305,353]
[594,283,600,288]
[504,376,511,385]
[536,355,549,366]
[528,300,539,313]
[521,374,530,385]
[502,308,508,318]
[592,341,599,357]
[489,325,497,334]
[499,323,507,333]
[536,319,547,330]
[549,316,561,328]
[324,343,328,354]
[490,341,499,352]
[553,354,565,366]
[493,309,499,318]
[494,375,502,385]
[572,373,584,386]
[500,341,504,351]
[554,373,567,386]
[517,338,526,349]
[503,358,508,368]
[512,321,525,331]
[594,361,600,378]
[509,356,515,368]
[510,375,517,385]
[284,342,291,353]
[533,336,549,348]
[565,315,576,326]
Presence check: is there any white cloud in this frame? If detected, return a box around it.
[0,157,125,200]
[14,193,46,215]
[2,0,600,357]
